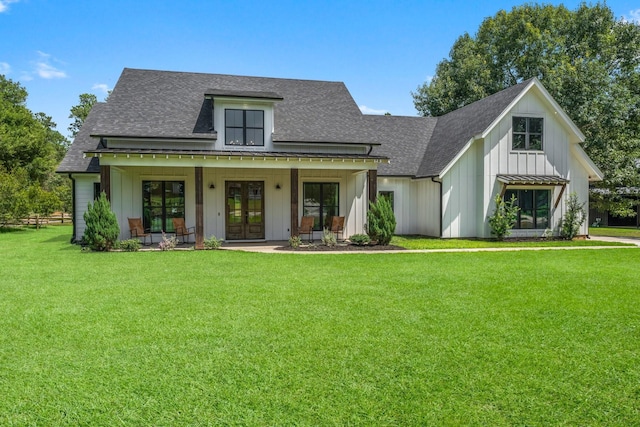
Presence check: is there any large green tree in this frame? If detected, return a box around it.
[413,3,640,216]
[68,93,97,137]
[0,75,69,224]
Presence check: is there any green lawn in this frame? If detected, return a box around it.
[391,234,630,249]
[1,226,639,425]
[589,226,640,239]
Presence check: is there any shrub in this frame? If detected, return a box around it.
[158,232,178,251]
[321,228,337,247]
[349,233,371,246]
[367,196,396,245]
[204,235,223,250]
[82,192,120,251]
[559,192,587,240]
[118,239,141,252]
[288,235,302,249]
[488,194,519,241]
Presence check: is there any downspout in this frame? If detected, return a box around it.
[431,176,443,238]
[68,174,77,243]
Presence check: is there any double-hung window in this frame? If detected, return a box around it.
[504,189,550,229]
[225,109,264,146]
[513,117,543,151]
[303,183,339,231]
[142,181,185,233]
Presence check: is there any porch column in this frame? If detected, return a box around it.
[368,169,377,205]
[290,168,299,237]
[100,165,111,201]
[195,167,204,249]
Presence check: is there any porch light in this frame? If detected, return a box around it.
[275,183,281,190]
[209,183,216,189]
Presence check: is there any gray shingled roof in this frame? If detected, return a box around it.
[57,102,106,173]
[59,68,534,177]
[415,79,533,177]
[91,68,377,144]
[368,115,437,176]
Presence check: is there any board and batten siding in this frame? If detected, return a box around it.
[73,174,99,241]
[479,88,587,238]
[378,177,440,237]
[441,140,479,238]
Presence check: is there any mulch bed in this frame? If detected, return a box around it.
[275,243,406,251]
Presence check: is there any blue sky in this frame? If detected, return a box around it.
[1,0,638,139]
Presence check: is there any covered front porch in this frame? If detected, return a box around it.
[90,150,385,248]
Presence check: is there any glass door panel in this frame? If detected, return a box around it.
[225,181,264,240]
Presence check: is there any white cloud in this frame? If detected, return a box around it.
[0,62,10,74]
[92,83,111,94]
[0,0,19,13]
[626,9,640,24]
[32,51,67,79]
[359,105,389,115]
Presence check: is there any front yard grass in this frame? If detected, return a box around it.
[1,226,639,425]
[589,226,640,239]
[391,234,631,250]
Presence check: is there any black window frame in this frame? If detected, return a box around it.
[512,116,543,151]
[142,180,185,233]
[504,189,550,229]
[225,109,264,146]
[303,182,340,231]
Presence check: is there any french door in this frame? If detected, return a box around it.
[225,181,265,240]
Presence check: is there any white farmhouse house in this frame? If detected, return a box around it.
[58,68,602,246]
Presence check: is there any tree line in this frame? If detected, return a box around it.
[0,75,96,227]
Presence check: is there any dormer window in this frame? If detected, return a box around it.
[513,117,543,151]
[225,109,264,146]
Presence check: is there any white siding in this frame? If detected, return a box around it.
[378,177,440,236]
[441,140,479,238]
[73,174,99,241]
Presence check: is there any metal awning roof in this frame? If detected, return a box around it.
[497,174,569,185]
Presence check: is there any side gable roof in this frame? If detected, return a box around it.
[91,68,377,145]
[57,102,106,173]
[416,79,534,178]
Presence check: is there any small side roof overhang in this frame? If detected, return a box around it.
[497,174,569,186]
[497,174,570,209]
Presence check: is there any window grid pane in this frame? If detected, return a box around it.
[504,189,550,230]
[142,181,185,233]
[225,109,264,146]
[512,117,543,151]
[303,183,339,231]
